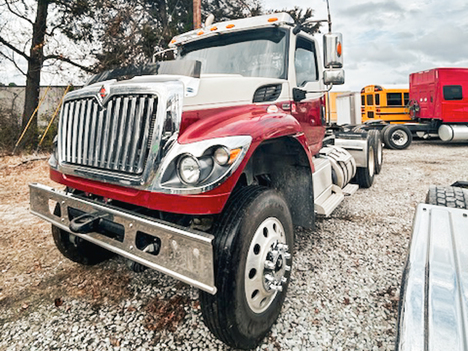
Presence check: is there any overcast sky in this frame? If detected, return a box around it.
[2,0,468,91]
[265,0,468,91]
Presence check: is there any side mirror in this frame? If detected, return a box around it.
[323,33,343,69]
[323,69,345,85]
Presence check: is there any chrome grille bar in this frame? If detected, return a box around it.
[60,94,157,176]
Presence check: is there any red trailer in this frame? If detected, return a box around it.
[410,68,468,141]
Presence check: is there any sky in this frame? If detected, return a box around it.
[265,0,468,91]
[1,0,468,91]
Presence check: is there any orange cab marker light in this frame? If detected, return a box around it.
[268,17,278,22]
[229,148,242,164]
[226,24,235,29]
[197,31,204,35]
[336,42,342,57]
[210,26,218,31]
[170,39,176,44]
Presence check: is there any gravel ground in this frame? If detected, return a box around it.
[1,140,468,351]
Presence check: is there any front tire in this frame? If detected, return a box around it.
[200,186,294,349]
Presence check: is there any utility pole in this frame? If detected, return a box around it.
[193,0,201,29]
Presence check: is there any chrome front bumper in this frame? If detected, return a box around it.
[29,183,216,294]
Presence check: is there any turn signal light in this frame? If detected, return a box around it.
[229,148,242,164]
[226,24,235,29]
[268,17,278,22]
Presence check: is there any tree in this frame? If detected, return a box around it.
[0,0,98,151]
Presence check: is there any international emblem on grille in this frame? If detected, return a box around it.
[99,85,108,99]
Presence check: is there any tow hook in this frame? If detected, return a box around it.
[69,212,111,234]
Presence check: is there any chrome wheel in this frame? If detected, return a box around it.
[391,130,409,147]
[245,217,291,314]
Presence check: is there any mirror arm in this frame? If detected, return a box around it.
[306,84,334,94]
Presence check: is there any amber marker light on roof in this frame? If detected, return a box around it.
[337,42,342,57]
[170,39,176,44]
[210,26,218,31]
[268,17,278,22]
[226,24,235,28]
[197,31,204,35]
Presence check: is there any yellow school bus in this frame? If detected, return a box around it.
[361,85,411,123]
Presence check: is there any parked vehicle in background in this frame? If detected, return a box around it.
[355,68,468,150]
[396,183,468,350]
[360,84,410,123]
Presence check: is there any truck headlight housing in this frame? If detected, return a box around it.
[157,136,252,194]
[178,155,201,184]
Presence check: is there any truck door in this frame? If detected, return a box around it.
[292,36,325,155]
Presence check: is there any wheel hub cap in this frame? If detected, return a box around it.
[244,217,291,313]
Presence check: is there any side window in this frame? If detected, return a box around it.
[294,37,318,87]
[361,95,366,106]
[366,94,373,106]
[387,93,402,106]
[443,85,463,100]
[404,93,409,105]
[375,93,380,105]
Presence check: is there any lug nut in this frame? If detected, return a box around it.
[283,253,291,260]
[264,261,275,270]
[284,265,291,271]
[270,284,283,292]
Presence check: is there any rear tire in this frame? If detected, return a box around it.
[383,125,412,150]
[200,186,294,349]
[425,185,468,209]
[353,134,375,188]
[52,204,114,265]
[368,129,383,174]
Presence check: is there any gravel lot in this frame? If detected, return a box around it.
[1,141,468,351]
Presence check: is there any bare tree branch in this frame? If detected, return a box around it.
[0,51,27,76]
[4,0,33,25]
[0,35,30,60]
[44,53,96,73]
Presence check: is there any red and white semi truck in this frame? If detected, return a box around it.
[29,13,382,349]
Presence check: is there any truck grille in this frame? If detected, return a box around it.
[59,95,158,175]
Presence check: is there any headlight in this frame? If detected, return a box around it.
[178,155,201,184]
[214,147,230,165]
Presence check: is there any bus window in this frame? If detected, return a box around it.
[361,95,365,106]
[375,93,380,106]
[366,94,373,106]
[404,93,409,105]
[387,93,403,106]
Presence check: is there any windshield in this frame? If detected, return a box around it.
[177,28,288,79]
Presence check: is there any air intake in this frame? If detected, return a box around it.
[253,84,282,103]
